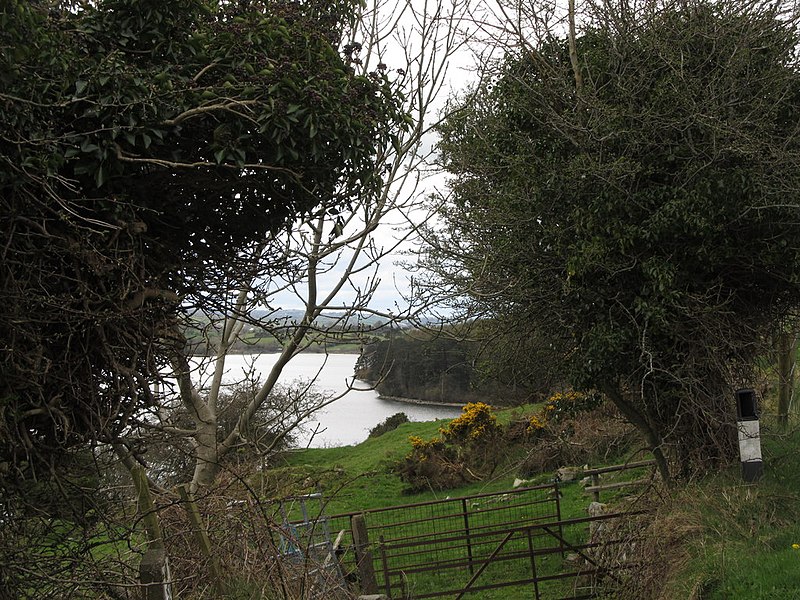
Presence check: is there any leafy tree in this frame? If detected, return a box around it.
[425,0,800,479]
[1,0,471,594]
[357,334,473,400]
[368,412,409,438]
[0,0,402,477]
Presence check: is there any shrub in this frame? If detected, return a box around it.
[516,402,638,476]
[393,435,468,492]
[395,404,505,491]
[506,389,605,443]
[368,412,410,438]
[542,389,603,422]
[439,402,501,445]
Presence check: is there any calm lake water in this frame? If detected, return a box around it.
[198,353,463,448]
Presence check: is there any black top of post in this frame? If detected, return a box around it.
[736,388,759,421]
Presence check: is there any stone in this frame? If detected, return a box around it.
[556,466,581,482]
[587,501,608,517]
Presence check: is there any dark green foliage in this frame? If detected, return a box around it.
[368,412,410,438]
[429,0,800,475]
[357,334,473,401]
[355,330,534,404]
[543,390,604,424]
[0,0,403,478]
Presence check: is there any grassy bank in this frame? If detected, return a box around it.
[270,404,567,514]
[654,423,800,599]
[268,405,800,599]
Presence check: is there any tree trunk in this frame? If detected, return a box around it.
[568,0,583,96]
[777,329,798,428]
[601,384,671,485]
[169,347,221,493]
[191,416,220,492]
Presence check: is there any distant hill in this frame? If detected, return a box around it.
[249,309,389,329]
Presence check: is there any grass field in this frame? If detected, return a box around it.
[658,423,800,599]
[269,403,800,600]
[267,403,659,599]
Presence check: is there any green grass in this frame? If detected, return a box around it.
[268,408,800,599]
[271,405,547,515]
[266,403,656,599]
[656,423,800,599]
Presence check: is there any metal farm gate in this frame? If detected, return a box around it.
[297,483,649,599]
[372,509,650,599]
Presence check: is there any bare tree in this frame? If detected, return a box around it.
[119,0,472,495]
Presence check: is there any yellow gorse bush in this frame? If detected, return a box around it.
[405,434,448,462]
[399,403,505,491]
[439,402,500,443]
[527,415,546,433]
[408,435,426,448]
[524,389,591,435]
[546,390,586,404]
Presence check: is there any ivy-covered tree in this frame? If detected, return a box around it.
[425,0,800,479]
[0,0,403,478]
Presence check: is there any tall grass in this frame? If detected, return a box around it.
[654,424,800,599]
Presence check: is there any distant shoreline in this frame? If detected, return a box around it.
[194,347,362,357]
[379,394,464,409]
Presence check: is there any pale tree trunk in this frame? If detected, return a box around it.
[172,348,221,493]
[568,0,583,95]
[173,286,249,493]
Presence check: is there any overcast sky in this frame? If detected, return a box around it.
[268,1,483,316]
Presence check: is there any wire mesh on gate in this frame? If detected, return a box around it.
[277,493,349,600]
[313,484,562,598]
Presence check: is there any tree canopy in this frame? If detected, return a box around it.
[427,0,800,477]
[0,0,403,476]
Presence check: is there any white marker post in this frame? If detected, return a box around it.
[735,388,763,482]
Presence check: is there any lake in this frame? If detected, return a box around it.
[198,353,463,448]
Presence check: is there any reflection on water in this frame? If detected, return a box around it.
[198,353,463,448]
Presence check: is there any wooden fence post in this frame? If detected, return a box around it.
[351,513,378,595]
[131,466,164,550]
[554,482,565,558]
[591,472,601,502]
[131,466,173,600]
[378,535,391,599]
[139,549,173,600]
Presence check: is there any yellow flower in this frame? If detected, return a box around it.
[527,415,546,433]
[792,544,800,550]
[408,435,425,448]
